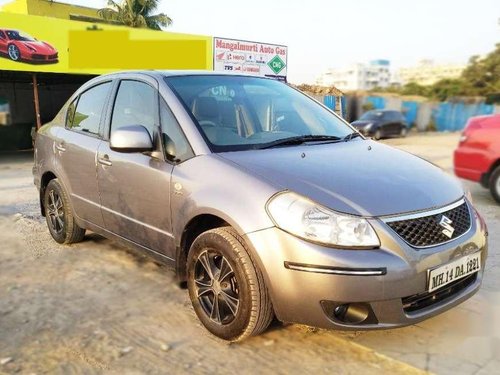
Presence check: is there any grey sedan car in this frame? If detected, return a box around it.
[33,71,488,341]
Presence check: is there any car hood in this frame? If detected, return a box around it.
[219,140,464,217]
[22,41,54,52]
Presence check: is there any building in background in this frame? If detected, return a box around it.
[316,59,391,92]
[398,59,465,86]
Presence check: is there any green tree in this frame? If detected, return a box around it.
[460,43,500,97]
[98,0,172,30]
[400,82,429,97]
[427,78,463,101]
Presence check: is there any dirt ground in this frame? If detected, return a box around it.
[0,132,498,375]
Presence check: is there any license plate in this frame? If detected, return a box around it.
[427,252,481,293]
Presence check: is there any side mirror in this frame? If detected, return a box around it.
[110,125,153,153]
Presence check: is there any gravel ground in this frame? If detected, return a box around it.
[0,132,498,375]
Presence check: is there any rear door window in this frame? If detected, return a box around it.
[68,82,112,135]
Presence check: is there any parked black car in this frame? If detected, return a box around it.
[351,109,408,140]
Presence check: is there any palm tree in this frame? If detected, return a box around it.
[98,0,172,30]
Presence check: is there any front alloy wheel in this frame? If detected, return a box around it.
[194,250,240,325]
[187,227,274,341]
[8,44,20,61]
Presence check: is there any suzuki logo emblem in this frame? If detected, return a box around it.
[439,215,455,238]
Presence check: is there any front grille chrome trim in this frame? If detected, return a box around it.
[381,198,466,223]
[381,198,473,249]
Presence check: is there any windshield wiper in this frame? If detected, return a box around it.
[343,131,363,142]
[257,135,343,149]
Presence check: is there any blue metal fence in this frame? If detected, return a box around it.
[357,94,497,131]
[323,96,336,111]
[365,96,386,109]
[433,102,494,131]
[402,101,419,126]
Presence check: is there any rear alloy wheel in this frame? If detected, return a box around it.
[490,166,500,204]
[44,179,86,244]
[400,126,408,138]
[7,44,20,61]
[187,227,274,341]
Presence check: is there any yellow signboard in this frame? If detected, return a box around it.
[0,12,213,74]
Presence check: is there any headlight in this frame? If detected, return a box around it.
[363,123,373,130]
[266,192,380,248]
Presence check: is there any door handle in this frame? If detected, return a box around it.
[55,142,66,152]
[98,154,112,167]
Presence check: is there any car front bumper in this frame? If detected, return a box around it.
[27,52,59,62]
[244,204,488,330]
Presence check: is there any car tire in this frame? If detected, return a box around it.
[187,227,274,341]
[374,129,382,140]
[44,179,86,244]
[489,166,500,204]
[7,44,20,61]
[400,126,408,138]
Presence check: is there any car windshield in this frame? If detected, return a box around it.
[6,30,36,42]
[359,110,384,121]
[165,75,352,152]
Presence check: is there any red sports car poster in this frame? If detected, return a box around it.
[0,29,58,64]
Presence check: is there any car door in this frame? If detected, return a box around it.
[396,112,407,133]
[381,111,395,135]
[55,80,112,228]
[96,77,176,259]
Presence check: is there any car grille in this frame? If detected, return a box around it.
[402,273,477,313]
[31,53,58,60]
[386,201,471,248]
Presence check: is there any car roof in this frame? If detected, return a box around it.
[97,70,276,80]
[469,113,500,121]
[370,109,399,113]
[74,70,277,98]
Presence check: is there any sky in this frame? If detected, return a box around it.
[1,0,499,83]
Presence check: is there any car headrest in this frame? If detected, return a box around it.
[192,97,219,120]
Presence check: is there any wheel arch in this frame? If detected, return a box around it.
[176,213,232,285]
[482,158,500,188]
[39,171,58,217]
[488,158,500,177]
